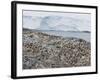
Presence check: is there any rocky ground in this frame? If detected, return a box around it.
[22,29,91,69]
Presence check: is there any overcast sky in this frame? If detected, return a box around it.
[23,10,91,31]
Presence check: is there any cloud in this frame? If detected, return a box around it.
[23,11,91,31]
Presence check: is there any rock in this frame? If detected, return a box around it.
[23,29,91,69]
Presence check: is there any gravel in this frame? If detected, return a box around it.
[23,30,91,69]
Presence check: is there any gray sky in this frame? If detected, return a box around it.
[23,10,91,31]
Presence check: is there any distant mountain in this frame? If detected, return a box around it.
[23,28,90,34]
[23,28,33,32]
[82,31,90,33]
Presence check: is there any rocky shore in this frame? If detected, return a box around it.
[22,29,91,69]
